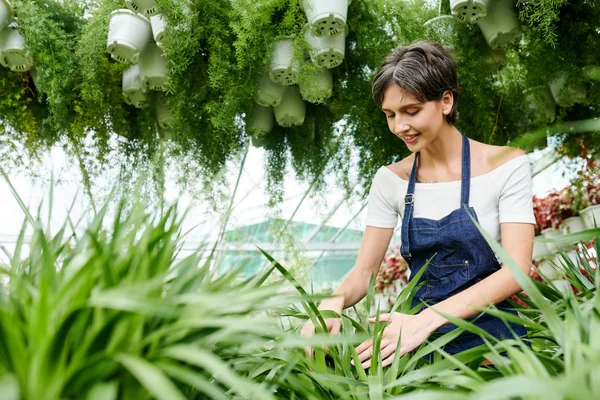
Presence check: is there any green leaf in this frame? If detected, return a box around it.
[114,354,186,400]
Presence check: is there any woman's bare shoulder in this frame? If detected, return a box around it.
[472,140,526,171]
[386,154,415,181]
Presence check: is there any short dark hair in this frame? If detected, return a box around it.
[372,41,460,124]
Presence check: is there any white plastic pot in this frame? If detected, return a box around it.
[542,227,571,252]
[451,0,489,23]
[122,64,147,108]
[553,250,579,270]
[256,73,286,107]
[107,9,152,64]
[476,0,521,49]
[246,104,274,136]
[139,43,168,91]
[155,95,171,129]
[580,204,600,229]
[549,74,587,107]
[0,25,33,72]
[150,14,166,48]
[484,47,506,68]
[560,215,587,235]
[274,86,306,127]
[0,0,14,32]
[532,238,552,262]
[300,0,350,37]
[303,24,346,69]
[537,259,563,281]
[550,279,572,296]
[269,38,300,86]
[125,0,159,17]
[299,68,333,103]
[524,85,556,124]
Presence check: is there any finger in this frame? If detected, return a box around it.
[304,346,313,359]
[355,340,372,355]
[330,321,341,336]
[380,342,397,361]
[368,313,390,323]
[360,340,393,369]
[357,345,373,363]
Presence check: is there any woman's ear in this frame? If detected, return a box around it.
[441,90,454,115]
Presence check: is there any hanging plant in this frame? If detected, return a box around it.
[246,104,275,136]
[122,64,147,108]
[0,0,13,31]
[303,23,346,69]
[139,42,168,91]
[477,0,521,49]
[300,0,350,37]
[106,9,152,64]
[125,0,158,17]
[150,14,166,48]
[450,0,488,24]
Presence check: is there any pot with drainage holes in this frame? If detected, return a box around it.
[150,14,166,48]
[122,64,147,108]
[303,23,347,69]
[139,43,168,91]
[125,0,159,17]
[274,86,306,127]
[300,0,351,37]
[269,37,300,86]
[0,25,33,72]
[477,0,521,49]
[256,73,286,107]
[0,0,14,32]
[107,9,152,64]
[450,0,488,23]
[246,104,274,136]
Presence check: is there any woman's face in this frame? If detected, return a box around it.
[381,84,452,152]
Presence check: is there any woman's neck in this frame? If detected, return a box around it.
[418,125,463,172]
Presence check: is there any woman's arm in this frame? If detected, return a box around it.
[318,226,395,313]
[420,222,535,329]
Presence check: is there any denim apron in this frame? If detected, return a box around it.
[400,134,525,354]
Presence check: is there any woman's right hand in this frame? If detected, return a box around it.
[300,297,344,357]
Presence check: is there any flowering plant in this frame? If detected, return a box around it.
[375,245,409,295]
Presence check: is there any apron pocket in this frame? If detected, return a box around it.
[426,259,470,281]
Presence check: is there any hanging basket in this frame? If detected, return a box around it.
[150,14,166,48]
[580,204,600,229]
[451,0,488,23]
[549,74,587,107]
[0,0,13,32]
[300,0,350,37]
[247,104,274,136]
[274,86,306,127]
[107,9,152,64]
[0,25,33,72]
[122,64,147,108]
[476,0,521,49]
[299,68,333,103]
[139,43,168,91]
[155,95,172,129]
[256,73,286,107]
[303,24,346,69]
[125,0,159,17]
[269,37,300,86]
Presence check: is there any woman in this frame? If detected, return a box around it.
[301,41,535,369]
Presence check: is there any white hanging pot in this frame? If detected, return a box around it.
[274,86,306,127]
[580,204,600,229]
[247,104,274,136]
[0,0,14,32]
[122,64,147,108]
[537,259,563,281]
[553,250,579,270]
[256,73,286,107]
[541,227,571,252]
[150,14,166,48]
[299,68,333,103]
[300,0,350,37]
[476,0,521,49]
[125,0,159,17]
[532,238,552,262]
[560,215,587,235]
[0,25,33,72]
[139,43,168,91]
[550,279,572,296]
[269,37,300,86]
[524,86,556,124]
[155,95,172,129]
[549,74,587,107]
[107,9,152,64]
[303,24,346,69]
[451,0,489,23]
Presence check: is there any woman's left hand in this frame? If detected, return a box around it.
[353,312,439,369]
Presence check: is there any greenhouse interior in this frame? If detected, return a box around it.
[0,0,599,398]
